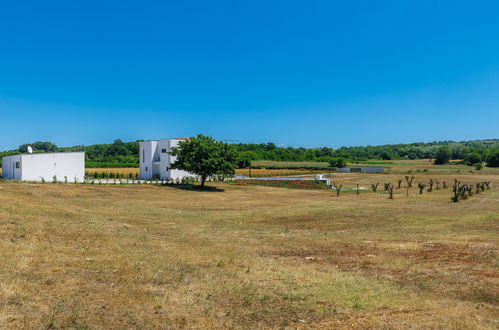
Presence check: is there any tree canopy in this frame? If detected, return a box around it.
[2,138,499,169]
[434,146,451,165]
[169,135,238,187]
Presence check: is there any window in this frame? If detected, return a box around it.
[15,162,20,169]
[161,148,167,153]
[142,150,145,163]
[145,166,148,172]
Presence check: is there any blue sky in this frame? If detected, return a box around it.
[1,1,498,150]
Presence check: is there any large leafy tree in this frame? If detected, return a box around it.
[434,146,451,165]
[487,150,499,167]
[169,134,238,187]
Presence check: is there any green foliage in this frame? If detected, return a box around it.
[487,150,499,167]
[474,163,483,171]
[18,141,57,153]
[434,146,451,165]
[379,151,392,160]
[169,134,238,187]
[466,152,482,166]
[328,157,347,168]
[237,151,255,169]
[3,139,499,168]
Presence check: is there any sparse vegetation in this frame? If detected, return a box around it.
[418,183,427,194]
[0,170,497,328]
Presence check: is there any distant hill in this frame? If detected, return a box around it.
[1,138,498,167]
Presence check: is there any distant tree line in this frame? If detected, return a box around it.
[1,139,499,168]
[235,140,499,167]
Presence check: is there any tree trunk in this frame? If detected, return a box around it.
[200,176,206,187]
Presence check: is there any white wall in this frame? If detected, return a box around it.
[21,152,85,182]
[139,141,157,179]
[1,155,22,180]
[167,139,191,180]
[141,138,193,181]
[2,153,84,182]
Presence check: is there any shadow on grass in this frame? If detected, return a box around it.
[162,183,225,192]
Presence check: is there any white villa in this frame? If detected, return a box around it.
[139,138,192,181]
[1,152,85,182]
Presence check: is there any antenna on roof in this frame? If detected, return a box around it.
[27,146,33,154]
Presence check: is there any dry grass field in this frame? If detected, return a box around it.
[0,172,498,328]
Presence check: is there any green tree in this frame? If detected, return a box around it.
[487,150,499,167]
[379,151,392,160]
[169,134,238,187]
[18,141,57,153]
[434,146,451,165]
[237,151,256,169]
[466,152,482,166]
[328,157,347,168]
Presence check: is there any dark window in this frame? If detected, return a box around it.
[15,162,20,169]
[142,150,145,163]
[145,166,148,171]
[161,148,167,153]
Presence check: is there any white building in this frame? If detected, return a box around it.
[140,138,192,180]
[2,152,85,182]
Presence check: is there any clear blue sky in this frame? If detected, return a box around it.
[1,1,498,150]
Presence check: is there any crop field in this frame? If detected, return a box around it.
[86,167,139,177]
[0,171,497,328]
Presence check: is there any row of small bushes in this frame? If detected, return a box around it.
[86,171,138,179]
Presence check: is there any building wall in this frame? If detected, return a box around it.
[1,155,22,180]
[2,153,84,182]
[139,141,157,179]
[164,139,191,180]
[20,152,85,182]
[140,138,193,181]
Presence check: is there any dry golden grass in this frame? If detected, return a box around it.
[0,172,498,328]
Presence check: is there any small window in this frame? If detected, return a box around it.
[15,162,20,169]
[161,148,167,153]
[145,166,148,171]
[142,150,145,163]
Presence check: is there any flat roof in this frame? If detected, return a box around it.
[2,151,84,159]
[140,138,189,142]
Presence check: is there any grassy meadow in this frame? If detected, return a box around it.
[0,169,498,328]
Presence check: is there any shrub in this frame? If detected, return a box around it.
[474,163,483,171]
[434,146,451,165]
[405,175,415,187]
[328,158,347,168]
[487,150,499,167]
[386,183,394,199]
[332,182,342,196]
[466,152,482,166]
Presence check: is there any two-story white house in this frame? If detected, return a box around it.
[139,138,192,180]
